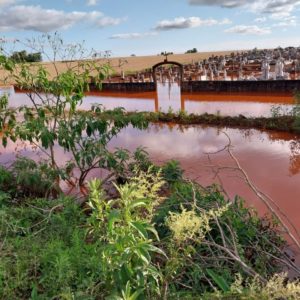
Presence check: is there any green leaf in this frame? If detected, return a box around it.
[130,221,148,239]
[127,199,148,211]
[38,109,45,118]
[206,269,230,292]
[108,210,121,233]
[86,123,92,136]
[2,136,7,147]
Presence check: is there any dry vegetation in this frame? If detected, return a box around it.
[0,50,238,83]
[105,50,238,74]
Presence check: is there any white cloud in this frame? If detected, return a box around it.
[87,0,98,6]
[0,37,18,43]
[219,18,233,25]
[110,32,158,39]
[188,0,300,19]
[255,13,298,28]
[155,17,232,31]
[94,15,124,27]
[225,25,271,35]
[254,16,267,23]
[189,0,248,8]
[0,5,123,32]
[0,0,17,5]
[272,15,297,26]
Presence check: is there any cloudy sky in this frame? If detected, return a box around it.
[0,0,300,56]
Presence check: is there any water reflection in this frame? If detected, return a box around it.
[1,124,300,237]
[8,83,295,117]
[107,125,300,231]
[290,141,300,176]
[84,83,295,117]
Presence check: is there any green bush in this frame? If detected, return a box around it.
[162,160,184,184]
[87,170,166,299]
[0,197,102,299]
[0,169,293,299]
[0,158,66,200]
[154,182,285,295]
[0,165,14,194]
[292,117,300,133]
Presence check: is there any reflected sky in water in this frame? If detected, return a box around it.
[1,123,300,231]
[109,124,300,234]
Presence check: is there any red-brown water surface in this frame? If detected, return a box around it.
[8,83,295,117]
[84,83,295,117]
[112,125,300,226]
[1,124,299,232]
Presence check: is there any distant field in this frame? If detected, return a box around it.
[104,51,238,74]
[0,50,240,83]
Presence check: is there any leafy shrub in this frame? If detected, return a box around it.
[0,35,149,187]
[0,197,102,299]
[0,158,67,199]
[154,182,285,295]
[129,147,154,173]
[11,158,64,198]
[87,169,166,299]
[9,50,42,63]
[162,160,183,184]
[0,156,294,299]
[201,273,300,300]
[0,165,14,194]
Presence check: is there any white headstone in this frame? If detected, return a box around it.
[261,60,270,80]
[275,59,285,79]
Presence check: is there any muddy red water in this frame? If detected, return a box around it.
[8,82,295,117]
[84,83,295,117]
[1,124,299,231]
[112,125,300,225]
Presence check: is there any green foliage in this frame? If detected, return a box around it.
[0,34,297,299]
[87,171,166,299]
[0,94,16,147]
[129,147,153,172]
[0,197,102,299]
[185,48,198,54]
[154,182,285,295]
[269,92,300,132]
[0,34,149,186]
[9,50,42,63]
[0,165,14,192]
[292,92,300,133]
[206,269,230,292]
[292,117,300,133]
[162,160,183,184]
[177,109,189,122]
[0,167,292,299]
[0,157,65,199]
[202,273,300,299]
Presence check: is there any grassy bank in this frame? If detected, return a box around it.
[122,111,300,135]
[1,157,298,299]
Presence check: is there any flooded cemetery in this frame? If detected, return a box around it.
[2,47,300,236]
[2,29,300,297]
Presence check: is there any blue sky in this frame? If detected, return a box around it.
[1,0,300,57]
